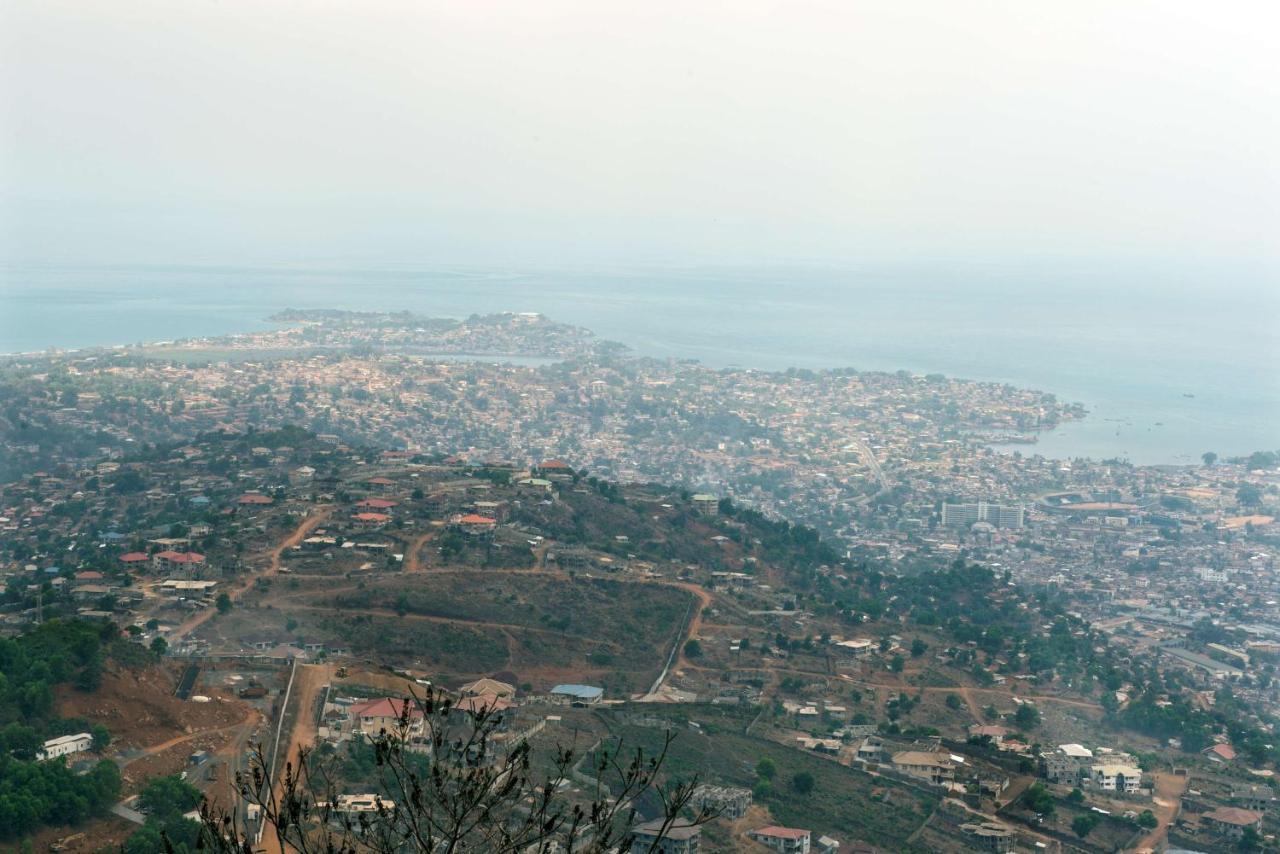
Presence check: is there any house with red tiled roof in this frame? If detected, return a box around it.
[236,493,273,513]
[356,498,399,510]
[152,551,206,573]
[453,513,497,536]
[349,697,424,738]
[118,552,149,566]
[365,477,396,493]
[352,512,390,530]
[1203,742,1238,763]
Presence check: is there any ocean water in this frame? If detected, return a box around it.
[1,263,1276,465]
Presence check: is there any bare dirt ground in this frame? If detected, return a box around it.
[120,703,261,789]
[55,664,247,751]
[28,816,138,853]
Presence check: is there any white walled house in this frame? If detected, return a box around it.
[39,732,93,761]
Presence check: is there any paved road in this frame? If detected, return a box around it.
[111,803,146,826]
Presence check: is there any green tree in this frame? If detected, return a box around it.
[138,775,201,821]
[1136,810,1157,829]
[1021,782,1054,816]
[1014,704,1040,730]
[1237,484,1263,507]
[90,724,111,752]
[683,639,702,659]
[1066,788,1084,805]
[890,655,905,673]
[215,592,232,614]
[1202,451,1217,466]
[149,637,167,656]
[1071,814,1099,838]
[756,757,777,780]
[910,638,927,658]
[791,771,815,795]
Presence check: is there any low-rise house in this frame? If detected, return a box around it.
[356,498,399,511]
[891,750,957,786]
[326,793,394,814]
[835,638,874,659]
[460,678,517,699]
[236,493,274,512]
[349,697,425,739]
[159,579,217,597]
[748,826,811,854]
[549,684,603,706]
[1202,742,1237,763]
[38,732,93,761]
[968,725,1009,746]
[453,513,497,536]
[352,512,391,530]
[853,735,886,764]
[630,818,701,854]
[1201,807,1263,840]
[453,694,514,720]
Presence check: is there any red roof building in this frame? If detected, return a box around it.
[237,493,274,505]
[1203,743,1238,762]
[749,826,812,853]
[119,552,150,564]
[153,551,206,568]
[356,498,399,510]
[349,697,425,737]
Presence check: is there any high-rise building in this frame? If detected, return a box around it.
[942,502,1025,529]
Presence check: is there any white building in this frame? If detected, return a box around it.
[942,502,1025,529]
[39,732,93,761]
[1091,763,1142,794]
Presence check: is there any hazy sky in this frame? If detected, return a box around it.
[1,1,1277,273]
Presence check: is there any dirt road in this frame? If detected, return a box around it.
[401,529,436,572]
[261,662,332,854]
[170,506,332,642]
[1130,772,1188,853]
[670,581,714,671]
